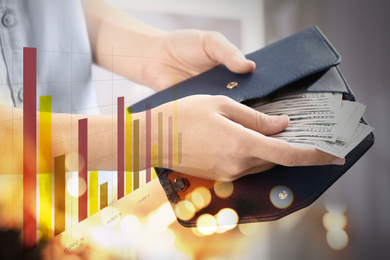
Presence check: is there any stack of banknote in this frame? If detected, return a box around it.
[253,88,374,158]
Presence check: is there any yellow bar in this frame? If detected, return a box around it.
[39,95,52,172]
[125,107,133,194]
[100,182,108,210]
[152,144,158,167]
[133,119,139,190]
[39,95,52,242]
[158,112,163,167]
[89,170,98,216]
[39,173,52,242]
[152,168,157,180]
[173,77,178,167]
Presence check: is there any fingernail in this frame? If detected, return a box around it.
[272,115,289,125]
[331,158,345,165]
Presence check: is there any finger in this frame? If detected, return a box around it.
[220,97,290,136]
[204,31,256,74]
[249,134,345,166]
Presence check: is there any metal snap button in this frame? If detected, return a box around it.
[226,81,238,89]
[269,185,294,209]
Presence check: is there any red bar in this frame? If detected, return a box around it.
[23,47,37,251]
[78,118,88,222]
[168,116,173,169]
[117,97,124,199]
[146,103,151,183]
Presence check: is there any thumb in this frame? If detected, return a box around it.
[204,31,256,74]
[222,98,289,135]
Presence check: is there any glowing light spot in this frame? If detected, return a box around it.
[214,181,234,199]
[216,208,238,231]
[174,200,196,221]
[239,223,262,236]
[66,176,86,198]
[66,176,79,197]
[65,152,79,171]
[191,227,205,237]
[120,215,141,236]
[186,186,211,211]
[323,212,347,230]
[196,214,217,236]
[326,228,349,250]
[215,225,230,234]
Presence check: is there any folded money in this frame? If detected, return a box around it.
[253,88,374,158]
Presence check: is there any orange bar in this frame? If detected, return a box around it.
[125,107,133,194]
[100,182,108,210]
[54,155,65,236]
[133,119,139,190]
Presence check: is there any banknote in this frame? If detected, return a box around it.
[253,88,373,158]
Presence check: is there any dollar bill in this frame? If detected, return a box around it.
[252,88,373,158]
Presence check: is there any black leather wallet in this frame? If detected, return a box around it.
[130,26,374,227]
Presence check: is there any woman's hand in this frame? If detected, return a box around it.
[142,30,256,91]
[143,95,344,181]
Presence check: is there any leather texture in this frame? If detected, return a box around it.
[130,26,374,227]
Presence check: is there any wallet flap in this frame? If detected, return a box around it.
[131,26,341,113]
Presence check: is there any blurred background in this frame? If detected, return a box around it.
[1,0,388,259]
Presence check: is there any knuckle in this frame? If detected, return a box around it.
[226,165,243,181]
[206,30,224,40]
[254,111,267,130]
[229,137,250,158]
[213,95,233,109]
[280,153,299,167]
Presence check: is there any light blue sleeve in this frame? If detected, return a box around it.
[0,0,99,114]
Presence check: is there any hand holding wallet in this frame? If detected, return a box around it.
[130,26,375,227]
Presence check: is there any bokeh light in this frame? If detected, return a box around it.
[322,211,347,230]
[174,200,196,221]
[238,223,262,236]
[186,186,212,211]
[196,214,217,236]
[65,152,80,171]
[66,176,86,198]
[216,208,238,231]
[191,226,206,237]
[214,181,234,199]
[326,228,349,250]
